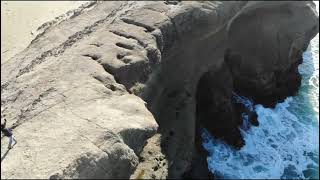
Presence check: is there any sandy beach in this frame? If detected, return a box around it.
[1,1,87,64]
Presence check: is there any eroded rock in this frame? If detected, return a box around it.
[1,1,318,179]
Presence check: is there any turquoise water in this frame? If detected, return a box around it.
[202,11,319,179]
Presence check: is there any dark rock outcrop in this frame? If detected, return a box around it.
[1,1,318,179]
[196,62,244,149]
[225,1,319,108]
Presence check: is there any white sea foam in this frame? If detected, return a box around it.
[300,33,319,116]
[203,32,319,179]
[203,97,319,179]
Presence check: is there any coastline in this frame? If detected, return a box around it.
[1,1,318,179]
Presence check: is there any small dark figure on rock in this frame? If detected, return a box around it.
[1,119,17,149]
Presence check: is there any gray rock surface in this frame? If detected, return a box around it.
[1,1,318,179]
[1,2,158,179]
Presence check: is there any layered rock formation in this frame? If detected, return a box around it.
[1,1,318,179]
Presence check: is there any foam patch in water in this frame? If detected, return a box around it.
[202,97,319,179]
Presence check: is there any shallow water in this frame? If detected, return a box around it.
[202,7,319,180]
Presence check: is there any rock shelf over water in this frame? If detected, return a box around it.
[1,1,318,179]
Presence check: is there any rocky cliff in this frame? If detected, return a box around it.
[1,1,318,179]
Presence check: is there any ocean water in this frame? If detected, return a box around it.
[202,6,319,179]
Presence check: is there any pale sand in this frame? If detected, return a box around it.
[2,1,317,65]
[1,1,87,64]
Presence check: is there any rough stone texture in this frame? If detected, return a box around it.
[1,2,158,179]
[130,134,168,179]
[1,1,318,179]
[226,1,319,107]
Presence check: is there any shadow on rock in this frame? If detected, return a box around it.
[1,149,10,162]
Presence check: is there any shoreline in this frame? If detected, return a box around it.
[1,1,318,179]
